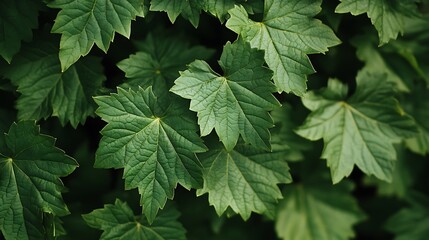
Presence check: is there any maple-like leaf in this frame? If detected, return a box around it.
[202,0,237,21]
[336,0,419,45]
[0,121,77,240]
[0,0,40,63]
[226,0,340,95]
[49,0,145,71]
[117,33,214,95]
[296,71,417,183]
[385,193,429,240]
[2,34,105,128]
[149,0,202,27]
[171,40,279,151]
[276,180,365,240]
[94,87,206,223]
[196,141,292,220]
[83,199,186,240]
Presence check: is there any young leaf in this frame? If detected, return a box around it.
[49,0,145,71]
[385,193,429,240]
[2,35,105,128]
[296,72,417,183]
[226,0,341,95]
[0,0,40,63]
[196,142,292,220]
[83,199,186,240]
[276,181,365,240]
[118,33,214,95]
[149,0,202,27]
[336,0,419,45]
[94,87,206,223]
[171,40,279,151]
[0,121,77,240]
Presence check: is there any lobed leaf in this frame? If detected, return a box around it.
[226,0,340,95]
[197,142,292,220]
[83,199,186,240]
[49,0,145,71]
[94,87,206,223]
[0,121,77,240]
[171,40,279,151]
[296,71,417,183]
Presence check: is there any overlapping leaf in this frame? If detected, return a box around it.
[296,72,417,183]
[94,87,206,223]
[336,0,419,45]
[0,0,40,62]
[83,199,186,240]
[171,40,279,151]
[2,35,105,128]
[385,193,429,240]
[0,121,77,240]
[226,0,340,95]
[118,33,214,95]
[149,0,202,27]
[276,181,365,240]
[196,142,292,220]
[405,88,429,155]
[49,0,146,71]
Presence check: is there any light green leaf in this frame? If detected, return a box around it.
[49,0,145,71]
[118,33,214,95]
[0,0,40,63]
[2,34,105,128]
[385,193,429,240]
[226,0,340,95]
[202,0,237,21]
[94,87,206,223]
[276,181,365,240]
[83,199,186,240]
[296,72,417,183]
[0,121,77,240]
[149,0,202,27]
[196,142,292,220]
[171,40,279,151]
[336,0,418,45]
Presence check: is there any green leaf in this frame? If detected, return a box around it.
[83,199,186,240]
[94,87,206,223]
[336,0,419,45]
[226,0,340,95]
[149,0,202,27]
[405,88,429,155]
[352,35,411,92]
[117,32,214,95]
[385,193,429,240]
[0,0,40,62]
[196,141,292,220]
[49,0,145,71]
[202,0,237,22]
[296,72,417,183]
[276,181,365,240]
[2,34,105,128]
[171,40,279,151]
[0,121,77,240]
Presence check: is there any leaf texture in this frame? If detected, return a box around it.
[83,199,186,240]
[149,0,202,27]
[0,121,77,240]
[196,142,292,220]
[336,0,418,45]
[94,87,206,223]
[226,0,340,95]
[171,40,279,151]
[2,34,105,128]
[296,72,417,183]
[49,0,145,71]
